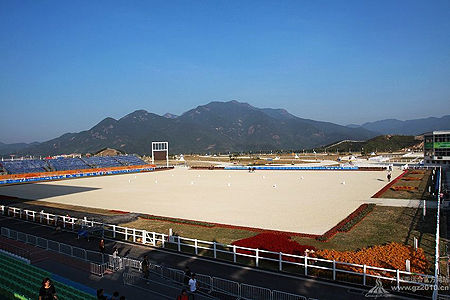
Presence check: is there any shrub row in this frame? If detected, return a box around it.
[402,177,421,181]
[139,214,215,227]
[391,186,417,191]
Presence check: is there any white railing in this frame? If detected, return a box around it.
[0,226,309,300]
[0,204,435,291]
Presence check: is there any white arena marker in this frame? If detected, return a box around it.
[191,181,194,185]
[262,176,265,179]
[301,176,304,180]
[341,181,346,185]
[273,184,277,188]
[128,179,131,183]
[155,180,158,184]
[227,183,231,187]
[134,175,137,179]
[197,174,201,178]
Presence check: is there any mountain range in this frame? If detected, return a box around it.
[1,101,448,156]
[347,115,450,135]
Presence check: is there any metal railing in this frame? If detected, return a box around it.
[0,226,309,300]
[121,255,308,300]
[0,204,435,291]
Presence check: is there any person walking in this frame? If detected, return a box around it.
[99,239,105,263]
[39,278,57,300]
[188,273,197,299]
[99,239,105,253]
[387,172,392,182]
[184,266,192,286]
[142,255,150,282]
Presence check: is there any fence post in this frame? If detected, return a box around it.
[396,269,400,289]
[142,230,146,244]
[63,216,66,228]
[255,249,259,267]
[363,265,366,285]
[133,229,136,242]
[304,255,308,276]
[125,228,128,241]
[279,252,282,271]
[162,235,165,248]
[152,232,156,246]
[213,242,217,259]
[333,260,336,280]
[195,239,198,255]
[177,237,181,252]
[233,245,237,263]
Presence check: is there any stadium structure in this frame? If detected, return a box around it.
[0,142,448,300]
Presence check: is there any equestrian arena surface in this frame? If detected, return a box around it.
[0,167,399,235]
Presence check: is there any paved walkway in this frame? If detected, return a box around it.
[0,216,423,300]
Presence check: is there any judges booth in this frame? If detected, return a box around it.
[151,141,169,167]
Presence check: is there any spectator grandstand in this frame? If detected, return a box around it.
[1,159,49,174]
[0,252,96,299]
[0,155,147,175]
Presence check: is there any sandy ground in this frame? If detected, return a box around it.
[0,167,400,234]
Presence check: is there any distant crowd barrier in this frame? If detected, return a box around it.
[0,165,155,185]
[224,166,359,170]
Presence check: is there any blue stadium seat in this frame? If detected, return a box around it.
[83,156,122,168]
[47,158,90,171]
[1,159,49,174]
[114,155,146,166]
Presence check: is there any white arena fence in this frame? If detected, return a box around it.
[0,226,308,300]
[0,205,436,291]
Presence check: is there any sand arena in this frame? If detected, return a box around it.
[0,167,399,235]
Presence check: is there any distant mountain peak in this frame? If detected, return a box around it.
[163,113,178,119]
[119,109,152,122]
[122,109,149,118]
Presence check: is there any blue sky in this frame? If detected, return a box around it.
[0,0,449,143]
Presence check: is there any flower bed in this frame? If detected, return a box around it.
[231,233,316,262]
[410,170,425,174]
[316,204,375,241]
[316,242,429,276]
[391,186,417,191]
[402,177,421,181]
